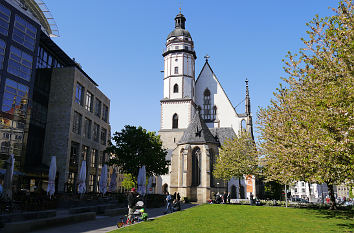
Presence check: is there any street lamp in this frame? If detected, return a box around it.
[217,182,220,194]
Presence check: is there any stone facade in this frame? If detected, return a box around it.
[159,13,255,203]
[43,67,110,192]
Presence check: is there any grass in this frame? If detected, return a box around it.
[110,204,353,233]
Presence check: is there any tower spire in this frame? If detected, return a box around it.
[175,12,186,29]
[245,79,253,139]
[245,79,250,116]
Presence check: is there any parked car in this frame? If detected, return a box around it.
[291,197,309,203]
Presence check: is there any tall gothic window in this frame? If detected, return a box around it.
[174,66,178,74]
[172,113,178,129]
[173,84,179,93]
[192,147,201,186]
[209,149,215,187]
[203,89,211,121]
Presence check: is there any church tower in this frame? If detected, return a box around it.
[159,13,197,150]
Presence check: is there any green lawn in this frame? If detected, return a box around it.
[110,204,353,233]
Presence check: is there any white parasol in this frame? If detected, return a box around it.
[137,166,146,195]
[78,160,86,194]
[46,156,56,197]
[109,167,117,192]
[99,164,107,194]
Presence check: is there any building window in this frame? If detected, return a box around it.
[70,142,79,167]
[84,118,92,139]
[13,15,37,51]
[91,148,97,168]
[75,82,84,105]
[173,84,178,93]
[8,46,33,81]
[36,46,62,68]
[102,104,108,122]
[295,188,298,193]
[85,91,93,112]
[72,111,82,134]
[203,89,212,121]
[101,128,107,145]
[302,188,306,193]
[93,123,100,142]
[192,147,201,187]
[213,106,217,120]
[89,175,94,192]
[2,78,29,113]
[0,4,11,36]
[0,39,5,69]
[81,145,89,160]
[175,46,179,50]
[94,98,101,117]
[174,66,178,74]
[172,113,178,129]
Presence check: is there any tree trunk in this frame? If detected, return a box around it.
[308,182,312,202]
[328,184,337,210]
[238,177,241,199]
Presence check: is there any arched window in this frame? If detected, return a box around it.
[203,89,211,121]
[209,149,215,187]
[213,105,217,120]
[192,147,201,187]
[172,113,178,129]
[173,84,179,93]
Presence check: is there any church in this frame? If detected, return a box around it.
[156,12,254,203]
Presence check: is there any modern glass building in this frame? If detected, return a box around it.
[0,0,111,193]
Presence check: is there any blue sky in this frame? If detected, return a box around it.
[45,0,338,138]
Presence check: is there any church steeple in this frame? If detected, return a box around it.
[245,79,254,139]
[175,13,186,29]
[245,79,250,116]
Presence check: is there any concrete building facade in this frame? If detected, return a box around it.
[43,67,110,192]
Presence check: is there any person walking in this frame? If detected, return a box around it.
[227,192,231,204]
[127,188,139,223]
[223,191,228,204]
[164,192,173,214]
[250,192,254,206]
[177,192,181,202]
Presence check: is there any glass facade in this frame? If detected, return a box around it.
[36,46,63,68]
[12,15,37,51]
[0,3,10,36]
[7,46,33,81]
[0,38,5,69]
[2,78,29,112]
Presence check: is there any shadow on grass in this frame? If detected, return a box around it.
[310,207,354,230]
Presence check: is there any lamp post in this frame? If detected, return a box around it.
[217,182,220,194]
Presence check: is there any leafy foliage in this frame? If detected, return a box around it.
[121,173,135,190]
[213,131,259,181]
[106,125,169,184]
[257,1,353,209]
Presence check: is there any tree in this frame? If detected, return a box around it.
[213,131,259,198]
[121,174,135,190]
[106,125,169,185]
[258,0,353,209]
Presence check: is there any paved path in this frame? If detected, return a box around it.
[31,203,197,233]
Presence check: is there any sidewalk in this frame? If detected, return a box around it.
[29,203,197,233]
